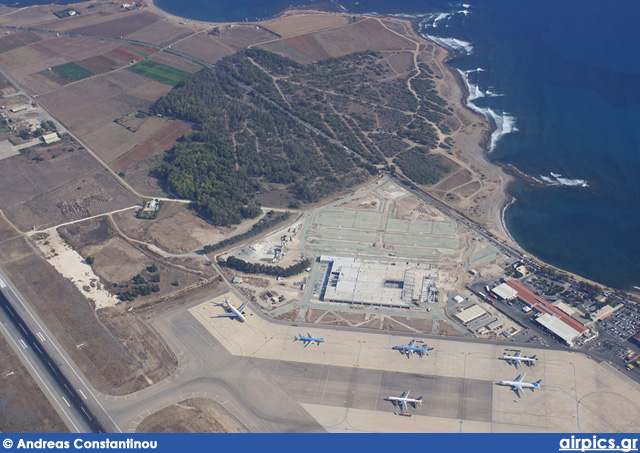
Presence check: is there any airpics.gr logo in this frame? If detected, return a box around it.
[559,436,639,452]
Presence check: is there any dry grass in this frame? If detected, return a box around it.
[0,335,69,433]
[136,398,249,433]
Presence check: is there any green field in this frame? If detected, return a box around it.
[51,62,94,81]
[126,61,191,86]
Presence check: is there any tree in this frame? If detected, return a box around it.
[85,256,95,265]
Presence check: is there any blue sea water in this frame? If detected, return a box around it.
[9,0,640,289]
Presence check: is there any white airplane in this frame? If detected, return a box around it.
[393,340,432,358]
[501,350,537,368]
[498,373,542,398]
[215,296,248,322]
[386,390,423,411]
[295,332,325,348]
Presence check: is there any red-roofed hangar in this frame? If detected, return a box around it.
[492,280,591,347]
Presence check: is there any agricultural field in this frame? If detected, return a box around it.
[76,54,122,75]
[0,31,40,54]
[51,61,94,82]
[68,11,161,39]
[126,60,191,86]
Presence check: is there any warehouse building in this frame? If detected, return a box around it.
[454,304,487,325]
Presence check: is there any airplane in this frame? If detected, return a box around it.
[295,332,325,348]
[498,373,542,398]
[392,340,432,358]
[501,350,537,368]
[386,390,423,411]
[215,296,248,322]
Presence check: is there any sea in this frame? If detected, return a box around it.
[8,0,640,290]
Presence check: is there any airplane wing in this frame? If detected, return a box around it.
[515,373,525,382]
[514,351,522,358]
[513,359,520,369]
[409,340,416,347]
[399,400,407,411]
[512,384,524,398]
[401,390,410,398]
[408,349,414,358]
[303,340,310,348]
[238,301,249,312]
[216,312,238,318]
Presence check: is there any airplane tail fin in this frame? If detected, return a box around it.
[416,397,423,404]
[294,333,301,341]
[534,380,542,387]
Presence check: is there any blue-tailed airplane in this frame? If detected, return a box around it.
[498,373,542,398]
[501,350,537,369]
[215,296,248,322]
[392,340,432,358]
[386,390,423,411]
[295,332,325,348]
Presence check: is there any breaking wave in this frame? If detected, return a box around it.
[456,69,518,151]
[540,172,589,188]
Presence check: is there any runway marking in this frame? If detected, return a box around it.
[81,407,92,421]
[78,389,87,400]
[37,332,45,342]
[19,339,27,349]
[0,323,80,432]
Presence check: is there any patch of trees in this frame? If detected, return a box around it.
[114,267,161,302]
[393,147,452,185]
[219,255,311,278]
[151,50,370,225]
[203,211,290,254]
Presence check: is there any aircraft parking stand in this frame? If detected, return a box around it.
[189,294,640,432]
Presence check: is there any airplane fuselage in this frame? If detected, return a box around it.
[228,304,246,322]
[387,396,423,409]
[393,345,428,355]
[499,380,538,389]
[502,355,536,364]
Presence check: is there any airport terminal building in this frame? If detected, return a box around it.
[319,255,438,308]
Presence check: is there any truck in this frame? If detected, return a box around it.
[626,363,635,371]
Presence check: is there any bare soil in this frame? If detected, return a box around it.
[36,72,171,163]
[2,166,138,231]
[0,334,69,433]
[147,52,202,74]
[439,321,464,337]
[261,13,348,38]
[68,11,161,38]
[136,398,249,433]
[109,47,145,62]
[214,24,276,50]
[111,120,192,172]
[171,33,234,65]
[112,203,227,255]
[309,18,414,57]
[125,20,194,48]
